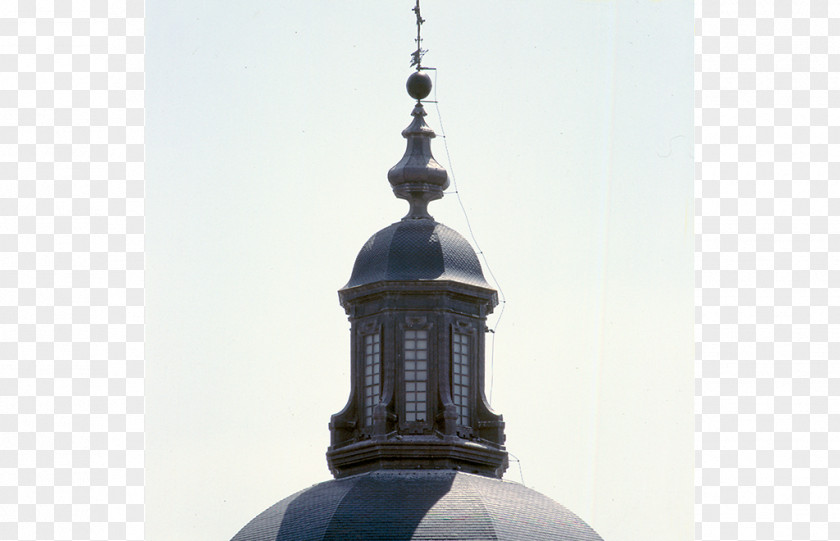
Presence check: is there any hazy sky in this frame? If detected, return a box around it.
[146,2,693,540]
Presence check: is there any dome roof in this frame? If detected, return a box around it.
[231,470,603,541]
[343,220,491,290]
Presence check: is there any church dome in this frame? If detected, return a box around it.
[343,219,492,290]
[231,470,604,541]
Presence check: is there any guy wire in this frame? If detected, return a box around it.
[425,67,507,406]
[508,452,525,485]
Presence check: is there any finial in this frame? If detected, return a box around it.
[387,102,449,220]
[387,1,447,220]
[406,71,432,101]
[407,0,432,101]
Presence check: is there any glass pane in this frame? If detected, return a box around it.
[453,332,471,426]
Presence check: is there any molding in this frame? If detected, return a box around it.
[327,437,509,479]
[404,315,428,328]
[358,319,380,334]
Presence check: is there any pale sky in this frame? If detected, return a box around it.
[146,2,693,540]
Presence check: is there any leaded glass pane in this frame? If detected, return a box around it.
[363,332,381,427]
[403,328,428,422]
[452,331,470,427]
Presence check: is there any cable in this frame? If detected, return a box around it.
[508,452,525,485]
[425,68,507,405]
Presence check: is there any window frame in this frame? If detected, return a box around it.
[451,329,471,427]
[402,327,429,423]
[361,330,382,428]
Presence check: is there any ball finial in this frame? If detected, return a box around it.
[406,71,432,100]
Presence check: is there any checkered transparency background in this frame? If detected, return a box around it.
[0,0,837,540]
[696,1,840,541]
[0,1,144,541]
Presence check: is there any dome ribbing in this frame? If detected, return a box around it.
[231,471,604,541]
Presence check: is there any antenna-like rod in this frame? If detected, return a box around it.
[410,0,427,70]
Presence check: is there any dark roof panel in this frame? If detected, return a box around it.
[343,220,491,289]
[231,471,604,541]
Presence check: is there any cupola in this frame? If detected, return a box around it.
[326,65,507,479]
